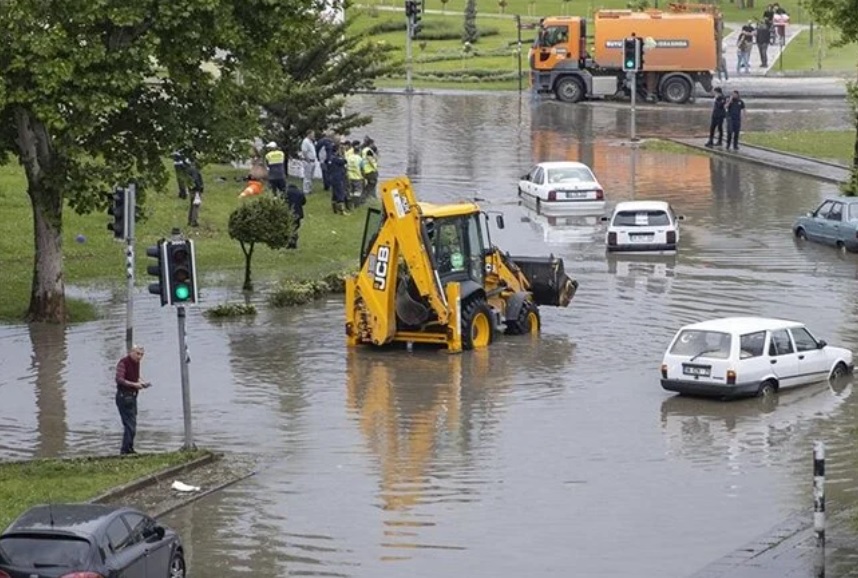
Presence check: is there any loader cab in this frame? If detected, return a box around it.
[423,211,486,287]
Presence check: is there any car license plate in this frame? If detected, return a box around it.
[683,365,711,377]
[564,191,586,199]
[630,233,654,241]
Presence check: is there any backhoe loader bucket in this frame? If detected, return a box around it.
[508,255,578,307]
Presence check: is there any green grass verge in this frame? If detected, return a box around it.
[742,130,854,164]
[353,0,809,91]
[0,450,207,530]
[0,163,367,323]
[773,29,858,72]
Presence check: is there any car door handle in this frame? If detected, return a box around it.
[771,359,777,364]
[798,355,805,360]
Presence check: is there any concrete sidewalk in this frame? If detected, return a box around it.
[690,509,858,578]
[719,21,805,80]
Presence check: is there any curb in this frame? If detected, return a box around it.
[151,470,257,520]
[665,138,849,185]
[88,451,219,505]
[733,142,850,170]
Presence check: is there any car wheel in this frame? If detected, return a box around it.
[169,551,186,578]
[831,362,848,379]
[757,380,777,397]
[837,241,848,254]
[795,227,807,240]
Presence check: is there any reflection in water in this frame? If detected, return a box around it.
[606,253,677,296]
[30,324,69,458]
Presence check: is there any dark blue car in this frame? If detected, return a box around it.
[0,504,185,578]
[793,196,858,253]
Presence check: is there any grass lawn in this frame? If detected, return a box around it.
[0,164,367,323]
[0,451,206,530]
[742,130,854,164]
[774,29,858,72]
[352,0,808,91]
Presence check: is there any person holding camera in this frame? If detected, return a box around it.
[114,345,151,455]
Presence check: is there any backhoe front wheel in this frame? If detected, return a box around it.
[462,299,493,350]
[505,300,541,336]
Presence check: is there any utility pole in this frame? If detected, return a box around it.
[405,0,414,93]
[515,14,523,93]
[124,184,136,352]
[629,70,638,143]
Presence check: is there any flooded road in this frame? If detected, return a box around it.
[1,93,857,577]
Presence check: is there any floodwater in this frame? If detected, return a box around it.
[1,92,856,577]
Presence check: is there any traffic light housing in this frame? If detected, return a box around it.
[107,188,127,240]
[146,241,168,307]
[165,239,198,306]
[411,0,423,39]
[405,0,415,17]
[622,37,643,72]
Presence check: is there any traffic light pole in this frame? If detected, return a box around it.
[405,17,413,93]
[124,184,136,352]
[176,305,195,451]
[628,70,638,143]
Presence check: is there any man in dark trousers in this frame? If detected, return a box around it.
[115,345,151,455]
[172,151,189,199]
[315,132,336,192]
[704,87,727,148]
[183,159,204,227]
[726,90,746,151]
[756,21,771,67]
[285,183,306,249]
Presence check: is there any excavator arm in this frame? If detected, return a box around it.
[346,177,451,346]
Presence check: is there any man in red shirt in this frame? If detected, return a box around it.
[115,345,150,455]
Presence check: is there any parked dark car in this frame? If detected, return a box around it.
[0,504,185,578]
[792,196,858,252]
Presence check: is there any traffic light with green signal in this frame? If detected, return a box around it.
[107,188,127,240]
[165,240,198,306]
[622,37,642,72]
[146,240,168,306]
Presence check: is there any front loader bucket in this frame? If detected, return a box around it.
[509,255,578,307]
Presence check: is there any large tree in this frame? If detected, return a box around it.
[803,0,858,193]
[0,0,320,322]
[261,14,400,161]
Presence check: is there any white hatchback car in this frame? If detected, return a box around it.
[518,161,605,215]
[661,317,854,399]
[604,200,683,253]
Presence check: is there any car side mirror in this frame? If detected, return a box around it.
[600,216,609,222]
[496,214,505,229]
[818,340,827,349]
[677,215,686,221]
[521,174,530,181]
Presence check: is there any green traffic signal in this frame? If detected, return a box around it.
[174,284,190,301]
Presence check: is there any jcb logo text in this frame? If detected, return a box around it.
[373,246,391,290]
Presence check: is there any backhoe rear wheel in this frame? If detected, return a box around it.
[505,300,541,336]
[462,298,493,350]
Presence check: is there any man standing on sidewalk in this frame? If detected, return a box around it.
[705,87,727,148]
[756,21,771,68]
[115,345,151,455]
[301,130,317,195]
[726,90,746,151]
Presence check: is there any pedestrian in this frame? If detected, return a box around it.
[285,183,306,249]
[172,151,189,199]
[328,144,349,215]
[736,26,753,74]
[756,20,771,68]
[704,87,727,148]
[725,90,746,151]
[182,158,204,227]
[361,138,379,201]
[345,140,364,210]
[115,345,151,455]
[315,131,336,192]
[718,43,729,81]
[264,141,287,197]
[762,3,775,28]
[301,130,317,195]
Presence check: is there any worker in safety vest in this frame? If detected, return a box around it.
[361,139,379,201]
[344,141,364,209]
[264,141,286,197]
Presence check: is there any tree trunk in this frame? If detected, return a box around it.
[15,108,67,323]
[241,241,255,291]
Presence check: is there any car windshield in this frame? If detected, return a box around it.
[613,210,670,227]
[849,204,858,222]
[669,330,732,359]
[0,535,90,567]
[546,167,594,184]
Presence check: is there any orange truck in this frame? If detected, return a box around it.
[530,8,722,104]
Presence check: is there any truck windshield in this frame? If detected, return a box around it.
[538,25,569,47]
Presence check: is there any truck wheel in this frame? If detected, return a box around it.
[660,76,692,105]
[462,298,493,350]
[505,301,541,335]
[555,77,584,103]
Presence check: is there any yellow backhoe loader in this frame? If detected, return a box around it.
[345,176,578,353]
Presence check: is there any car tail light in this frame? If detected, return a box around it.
[660,364,667,378]
[0,571,11,578]
[666,231,676,244]
[726,370,736,385]
[60,573,106,578]
[548,190,557,201]
[607,232,617,246]
[595,188,604,200]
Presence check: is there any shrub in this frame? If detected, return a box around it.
[205,303,258,318]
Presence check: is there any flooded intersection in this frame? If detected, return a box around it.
[1,93,857,577]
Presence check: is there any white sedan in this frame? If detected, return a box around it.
[518,161,605,215]
[604,200,683,253]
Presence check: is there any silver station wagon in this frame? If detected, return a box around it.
[792,196,858,253]
[661,317,853,399]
